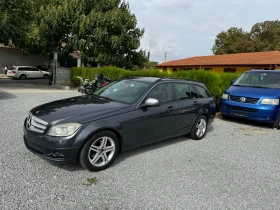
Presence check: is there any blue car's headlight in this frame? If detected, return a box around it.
[261,99,279,105]
[222,93,229,100]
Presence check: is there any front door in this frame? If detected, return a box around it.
[124,83,176,148]
[31,67,43,78]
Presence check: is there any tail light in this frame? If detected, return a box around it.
[11,70,16,73]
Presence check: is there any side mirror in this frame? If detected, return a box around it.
[231,80,235,85]
[144,98,160,107]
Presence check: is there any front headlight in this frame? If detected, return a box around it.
[261,99,279,105]
[48,123,81,137]
[222,93,229,100]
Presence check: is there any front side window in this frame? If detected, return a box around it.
[94,79,150,104]
[234,72,280,88]
[174,83,198,100]
[146,83,172,103]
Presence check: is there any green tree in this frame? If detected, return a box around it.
[250,21,280,51]
[71,0,145,69]
[212,27,253,55]
[212,21,280,55]
[1,0,145,69]
[0,0,35,47]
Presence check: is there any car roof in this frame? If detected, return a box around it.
[121,76,204,86]
[248,69,280,73]
[121,76,162,83]
[15,66,36,68]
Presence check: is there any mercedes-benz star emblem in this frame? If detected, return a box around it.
[240,97,246,102]
[27,116,32,128]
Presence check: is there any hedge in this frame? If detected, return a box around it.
[70,67,240,102]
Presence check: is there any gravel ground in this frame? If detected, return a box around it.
[1,87,280,210]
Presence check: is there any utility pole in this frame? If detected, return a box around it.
[164,52,167,62]
[147,45,151,61]
[52,52,58,86]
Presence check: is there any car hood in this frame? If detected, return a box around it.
[227,85,280,98]
[30,95,131,124]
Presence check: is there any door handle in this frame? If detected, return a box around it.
[193,101,198,105]
[166,106,173,112]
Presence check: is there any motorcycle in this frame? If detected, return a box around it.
[77,74,111,95]
[2,64,14,74]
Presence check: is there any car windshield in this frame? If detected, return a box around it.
[93,79,150,104]
[234,71,280,88]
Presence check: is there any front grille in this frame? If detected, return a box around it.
[230,95,259,104]
[26,114,48,133]
[225,105,258,112]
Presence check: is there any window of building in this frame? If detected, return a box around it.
[163,67,167,71]
[173,68,177,72]
[224,68,236,73]
[195,68,200,70]
[186,68,193,71]
[180,68,186,71]
[205,68,212,71]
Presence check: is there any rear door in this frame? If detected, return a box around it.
[193,84,216,119]
[30,67,42,78]
[24,67,34,78]
[172,82,201,134]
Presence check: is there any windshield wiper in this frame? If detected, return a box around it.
[248,85,269,88]
[234,84,269,88]
[93,95,121,103]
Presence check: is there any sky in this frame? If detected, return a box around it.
[129,0,280,63]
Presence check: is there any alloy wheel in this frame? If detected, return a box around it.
[88,136,116,167]
[196,118,207,138]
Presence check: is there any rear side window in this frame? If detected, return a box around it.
[194,85,211,98]
[174,83,199,100]
[30,68,39,71]
[17,68,24,71]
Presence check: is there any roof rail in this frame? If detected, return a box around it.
[164,77,198,82]
[251,69,267,71]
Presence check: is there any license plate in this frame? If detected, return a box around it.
[231,109,248,117]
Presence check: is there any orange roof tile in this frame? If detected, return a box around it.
[157,51,280,67]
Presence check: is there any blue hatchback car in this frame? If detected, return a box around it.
[220,69,280,129]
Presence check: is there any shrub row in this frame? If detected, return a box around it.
[70,67,240,102]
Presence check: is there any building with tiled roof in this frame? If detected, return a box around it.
[157,51,280,73]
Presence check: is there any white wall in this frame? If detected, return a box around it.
[0,48,47,69]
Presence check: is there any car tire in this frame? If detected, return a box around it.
[79,131,119,172]
[271,115,280,129]
[20,74,26,80]
[189,115,208,140]
[43,74,50,79]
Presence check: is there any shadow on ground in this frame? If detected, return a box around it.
[217,112,274,130]
[51,123,215,172]
[0,90,17,100]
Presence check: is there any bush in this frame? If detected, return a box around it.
[70,67,240,102]
[219,72,240,93]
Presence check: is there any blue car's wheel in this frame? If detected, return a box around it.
[271,115,280,129]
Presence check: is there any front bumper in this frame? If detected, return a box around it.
[23,118,82,163]
[220,99,280,123]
